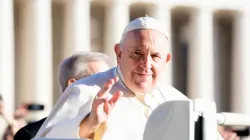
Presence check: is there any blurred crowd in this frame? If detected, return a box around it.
[0,95,30,140]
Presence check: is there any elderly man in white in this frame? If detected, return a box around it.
[35,17,239,140]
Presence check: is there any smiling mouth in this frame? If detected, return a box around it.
[136,73,152,76]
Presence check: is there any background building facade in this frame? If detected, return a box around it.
[0,0,250,124]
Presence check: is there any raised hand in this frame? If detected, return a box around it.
[89,76,123,125]
[79,76,123,138]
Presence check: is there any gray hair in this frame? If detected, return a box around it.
[59,51,109,92]
[119,32,128,49]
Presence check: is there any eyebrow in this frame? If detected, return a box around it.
[151,52,161,55]
[128,46,143,51]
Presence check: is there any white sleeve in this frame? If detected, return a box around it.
[36,84,100,138]
[44,116,84,139]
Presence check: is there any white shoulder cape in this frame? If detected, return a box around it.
[35,67,191,139]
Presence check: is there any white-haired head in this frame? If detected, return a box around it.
[59,51,110,92]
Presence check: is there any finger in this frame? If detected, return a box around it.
[103,100,112,115]
[224,132,237,140]
[103,100,108,114]
[229,133,237,140]
[113,76,119,83]
[104,101,112,115]
[109,91,123,106]
[93,98,107,110]
[235,136,240,140]
[98,79,114,97]
[97,76,119,98]
[221,132,230,140]
[97,98,108,104]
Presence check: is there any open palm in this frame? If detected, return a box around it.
[89,76,123,125]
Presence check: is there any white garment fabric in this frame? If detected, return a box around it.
[0,116,8,139]
[34,67,188,139]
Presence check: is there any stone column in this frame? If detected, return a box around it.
[188,8,214,101]
[14,0,53,120]
[32,0,53,119]
[0,0,15,119]
[231,10,250,116]
[104,0,130,66]
[14,0,35,108]
[63,0,90,58]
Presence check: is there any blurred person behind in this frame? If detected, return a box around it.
[14,51,110,140]
[1,99,30,140]
[0,94,10,139]
[13,103,29,132]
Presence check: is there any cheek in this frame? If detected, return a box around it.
[122,58,140,70]
[158,62,166,72]
[153,61,166,74]
[121,60,140,80]
[120,59,133,75]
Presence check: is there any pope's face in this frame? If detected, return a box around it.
[115,29,171,93]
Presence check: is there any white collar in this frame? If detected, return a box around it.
[114,66,128,91]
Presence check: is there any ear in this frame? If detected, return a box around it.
[114,43,122,65]
[166,53,172,63]
[67,78,77,87]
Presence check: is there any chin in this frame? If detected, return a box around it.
[134,83,152,93]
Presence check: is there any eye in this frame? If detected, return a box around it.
[151,54,161,60]
[132,51,143,57]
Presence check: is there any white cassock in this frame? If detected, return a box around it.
[34,67,191,139]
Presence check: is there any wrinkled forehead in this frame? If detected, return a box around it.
[123,29,169,50]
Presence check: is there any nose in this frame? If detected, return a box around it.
[140,55,152,70]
